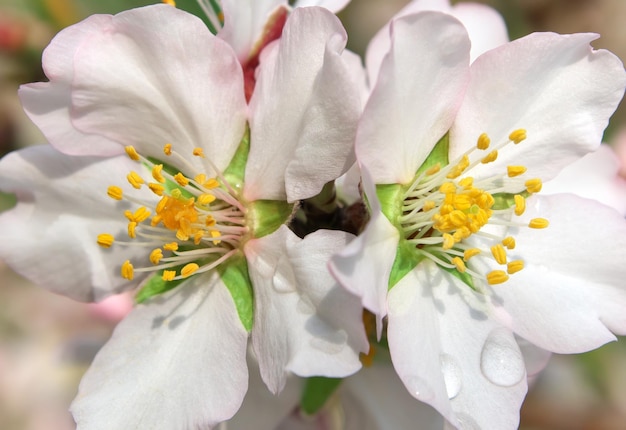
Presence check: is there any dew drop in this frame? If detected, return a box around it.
[405,375,435,401]
[440,353,462,399]
[480,328,525,387]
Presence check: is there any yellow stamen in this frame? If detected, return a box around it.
[211,230,221,245]
[514,194,525,216]
[97,233,114,248]
[149,248,163,265]
[490,244,507,265]
[107,186,123,200]
[162,270,176,281]
[423,200,436,211]
[446,155,470,179]
[463,248,481,261]
[507,260,524,274]
[529,218,549,229]
[509,129,527,144]
[163,242,179,251]
[477,133,491,150]
[426,164,441,176]
[181,263,199,278]
[487,270,509,285]
[452,257,466,273]
[481,150,498,164]
[502,236,516,249]
[442,233,454,250]
[525,178,542,194]
[458,177,473,189]
[162,0,176,6]
[148,183,165,196]
[198,193,216,206]
[127,171,144,189]
[507,166,527,177]
[192,147,205,157]
[133,207,151,223]
[439,182,456,194]
[121,260,134,280]
[124,145,140,161]
[163,143,172,156]
[174,172,189,186]
[127,221,137,238]
[152,164,165,183]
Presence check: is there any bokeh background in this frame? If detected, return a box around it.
[1,0,625,429]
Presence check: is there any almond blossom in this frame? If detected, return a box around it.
[0,4,367,428]
[330,9,626,430]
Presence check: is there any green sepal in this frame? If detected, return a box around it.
[135,267,187,304]
[414,132,450,178]
[218,255,254,332]
[300,377,343,415]
[388,240,423,290]
[223,128,250,190]
[375,183,404,226]
[492,191,530,210]
[248,200,293,239]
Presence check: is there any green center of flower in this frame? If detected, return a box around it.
[392,129,548,288]
[97,143,248,282]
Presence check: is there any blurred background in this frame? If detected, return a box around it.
[1,0,625,429]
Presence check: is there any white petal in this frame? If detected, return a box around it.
[246,7,361,201]
[387,261,527,430]
[329,167,399,336]
[357,12,470,184]
[245,226,365,394]
[451,32,626,182]
[219,0,284,62]
[294,0,351,12]
[490,194,626,353]
[0,146,151,301]
[71,274,249,429]
[451,2,509,62]
[542,144,626,214]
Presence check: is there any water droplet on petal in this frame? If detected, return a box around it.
[480,328,525,387]
[440,353,462,399]
[405,375,435,401]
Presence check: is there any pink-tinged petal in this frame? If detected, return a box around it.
[357,12,470,185]
[219,0,284,62]
[224,357,301,429]
[491,194,626,353]
[451,33,626,182]
[246,7,361,201]
[387,261,527,430]
[71,274,249,429]
[329,167,399,336]
[542,144,626,215]
[343,364,444,429]
[0,146,152,301]
[246,226,365,394]
[294,0,351,12]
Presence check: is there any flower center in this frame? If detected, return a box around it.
[399,129,548,287]
[97,143,247,282]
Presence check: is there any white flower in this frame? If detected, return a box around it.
[0,4,367,428]
[330,9,626,430]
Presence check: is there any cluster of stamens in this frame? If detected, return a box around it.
[400,129,548,286]
[97,143,247,282]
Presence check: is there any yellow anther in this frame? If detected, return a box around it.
[507,166,527,178]
[211,230,221,245]
[152,164,165,183]
[194,231,204,245]
[162,0,176,6]
[439,182,456,194]
[97,233,114,248]
[449,210,467,227]
[525,178,542,194]
[162,270,176,281]
[197,193,216,206]
[127,171,144,189]
[204,178,219,189]
[509,129,527,144]
[163,242,179,251]
[107,186,123,200]
[163,143,172,156]
[487,270,509,285]
[452,257,466,273]
[463,248,481,261]
[121,260,134,280]
[192,147,205,157]
[149,248,163,265]
[206,216,216,227]
[490,244,507,265]
[529,218,549,229]
[477,133,491,150]
[481,150,498,164]
[148,183,165,196]
[133,207,151,223]
[127,221,137,238]
[174,172,189,186]
[124,210,134,222]
[125,145,140,161]
[181,263,199,278]
[458,177,474,189]
[423,200,436,211]
[156,196,169,213]
[442,233,455,250]
[514,194,526,216]
[446,155,470,179]
[425,164,441,176]
[502,236,516,249]
[507,260,524,274]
